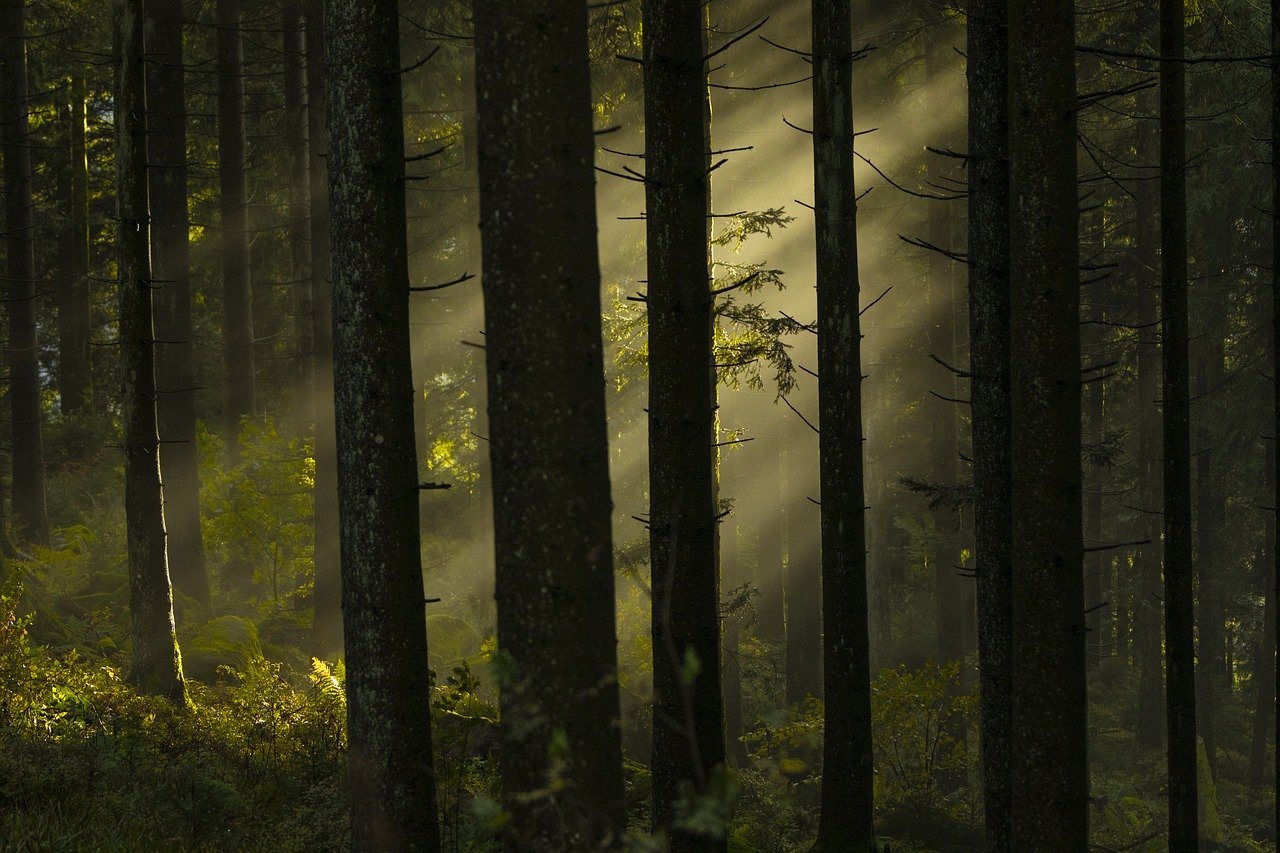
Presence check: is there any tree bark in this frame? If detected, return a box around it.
[217,0,254,452]
[306,1,340,655]
[643,0,726,845]
[1249,442,1276,788]
[146,0,209,610]
[811,1,874,847]
[1,0,49,546]
[56,75,93,415]
[967,0,1011,847]
[1007,0,1088,844]
[116,0,187,705]
[1133,86,1166,751]
[1159,1,1200,844]
[282,0,311,402]
[326,1,441,848]
[1271,0,1280,833]
[472,1,627,846]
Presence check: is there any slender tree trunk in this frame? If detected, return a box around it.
[811,1,874,846]
[1249,442,1276,788]
[1271,0,1280,833]
[116,0,187,705]
[282,0,311,403]
[1134,117,1166,753]
[784,419,822,707]
[1195,308,1225,779]
[217,0,254,451]
[1,0,49,546]
[473,1,627,845]
[58,74,92,414]
[326,1,441,848]
[1007,0,1088,844]
[722,512,748,767]
[306,2,339,654]
[967,0,1011,847]
[1084,301,1105,669]
[756,425,786,644]
[55,78,92,416]
[1159,1,1199,844]
[146,0,209,610]
[643,0,726,845]
[925,19,964,667]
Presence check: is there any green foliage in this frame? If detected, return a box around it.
[200,419,314,613]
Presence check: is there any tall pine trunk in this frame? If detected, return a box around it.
[306,1,340,654]
[967,0,1011,847]
[643,1,726,845]
[116,0,187,704]
[811,1,874,847]
[282,0,311,403]
[1007,0,1088,843]
[473,1,627,845]
[57,75,92,414]
[1133,95,1166,750]
[1,0,49,546]
[1271,0,1280,834]
[146,0,209,610]
[1159,0,1200,843]
[325,1,441,847]
[217,0,254,452]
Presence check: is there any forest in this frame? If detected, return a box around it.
[1,0,1279,850]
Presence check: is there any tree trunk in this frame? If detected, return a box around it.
[1271,0,1280,832]
[784,417,822,707]
[1084,299,1105,669]
[643,0,726,845]
[756,424,786,644]
[306,1,340,654]
[967,0,1011,847]
[146,0,209,611]
[1159,1,1200,844]
[1249,440,1276,788]
[116,0,187,705]
[811,1,874,846]
[326,1,441,847]
[1007,0,1088,844]
[472,1,627,845]
[217,0,254,452]
[1195,301,1225,780]
[282,0,311,403]
[56,75,92,415]
[1134,66,1166,751]
[1,0,49,546]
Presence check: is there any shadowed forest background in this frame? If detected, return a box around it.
[2,0,1280,850]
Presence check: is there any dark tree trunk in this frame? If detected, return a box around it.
[217,0,254,451]
[146,0,209,611]
[325,1,441,848]
[306,2,340,654]
[1159,1,1199,844]
[1007,0,1088,844]
[116,0,187,704]
[1195,305,1225,779]
[1271,0,1280,832]
[1084,300,1105,669]
[811,1,874,847]
[1,0,49,546]
[1249,441,1276,788]
[282,0,311,401]
[925,20,964,668]
[56,75,92,415]
[1133,97,1166,751]
[643,0,726,845]
[472,1,627,846]
[756,425,786,644]
[784,422,821,707]
[966,0,1011,847]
